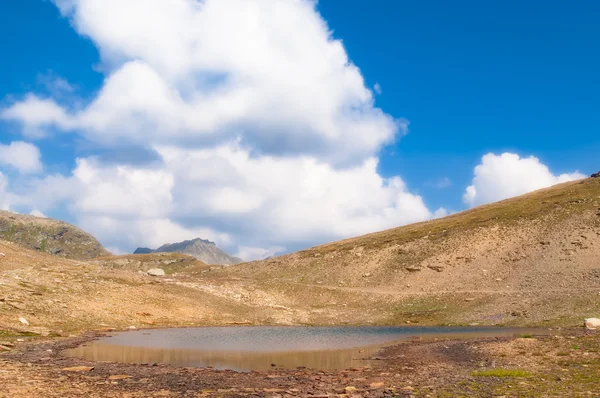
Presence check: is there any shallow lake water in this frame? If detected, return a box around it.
[63,326,548,371]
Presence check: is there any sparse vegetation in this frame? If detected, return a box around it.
[471,369,532,378]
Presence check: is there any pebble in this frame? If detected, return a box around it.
[18,317,29,326]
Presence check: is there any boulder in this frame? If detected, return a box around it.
[591,171,600,178]
[584,318,600,330]
[146,268,165,277]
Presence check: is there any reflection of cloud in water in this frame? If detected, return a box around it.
[63,326,548,371]
[64,344,384,371]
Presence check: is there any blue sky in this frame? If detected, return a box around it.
[0,0,597,258]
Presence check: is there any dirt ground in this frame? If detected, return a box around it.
[1,329,599,397]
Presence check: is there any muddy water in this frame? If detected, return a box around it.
[63,326,548,371]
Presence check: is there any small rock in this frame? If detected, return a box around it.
[464,298,475,302]
[370,382,385,389]
[62,366,95,372]
[584,318,600,330]
[405,266,422,272]
[0,345,11,351]
[18,317,29,326]
[8,302,26,310]
[108,375,132,380]
[0,342,15,347]
[128,326,137,330]
[0,253,5,257]
[146,268,165,277]
[427,265,445,272]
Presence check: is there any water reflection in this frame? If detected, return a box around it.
[63,326,549,371]
[64,343,383,371]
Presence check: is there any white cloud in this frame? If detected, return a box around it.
[236,245,286,261]
[0,0,441,255]
[29,209,47,218]
[3,0,400,163]
[0,172,11,211]
[159,143,438,243]
[0,94,74,138]
[425,177,452,189]
[464,153,585,207]
[0,141,43,174]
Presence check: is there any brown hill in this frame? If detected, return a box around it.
[0,211,110,260]
[0,176,599,338]
[223,175,600,326]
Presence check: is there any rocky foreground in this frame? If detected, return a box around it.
[0,329,599,397]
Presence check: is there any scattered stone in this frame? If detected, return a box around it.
[62,366,95,372]
[147,268,165,277]
[18,317,29,326]
[427,265,445,272]
[584,318,600,330]
[8,302,26,310]
[108,375,132,380]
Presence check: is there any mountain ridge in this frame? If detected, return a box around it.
[134,237,242,265]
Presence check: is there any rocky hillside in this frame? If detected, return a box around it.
[91,252,210,274]
[0,211,110,260]
[135,238,242,265]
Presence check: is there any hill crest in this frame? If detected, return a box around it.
[134,237,242,265]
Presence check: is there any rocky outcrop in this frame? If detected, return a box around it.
[134,238,242,265]
[591,171,600,178]
[147,268,166,277]
[0,211,110,260]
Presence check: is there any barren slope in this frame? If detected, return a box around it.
[222,176,600,326]
[1,177,599,338]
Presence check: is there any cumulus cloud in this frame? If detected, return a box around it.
[29,209,47,218]
[0,172,11,211]
[0,141,43,174]
[3,0,400,163]
[0,0,441,258]
[158,143,438,243]
[464,153,585,207]
[235,246,286,261]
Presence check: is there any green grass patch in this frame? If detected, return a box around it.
[471,369,532,378]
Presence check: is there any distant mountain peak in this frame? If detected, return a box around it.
[134,238,241,265]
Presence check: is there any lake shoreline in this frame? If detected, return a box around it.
[1,328,598,396]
